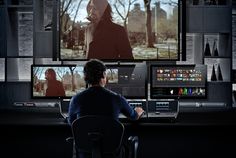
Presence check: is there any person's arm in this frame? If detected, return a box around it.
[116,27,134,59]
[134,107,144,119]
[119,95,144,120]
[68,95,80,125]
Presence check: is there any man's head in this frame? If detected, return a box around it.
[45,68,56,81]
[87,0,112,23]
[83,59,107,86]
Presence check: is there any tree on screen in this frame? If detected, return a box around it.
[71,0,84,30]
[54,67,66,80]
[144,0,154,48]
[33,67,45,80]
[60,0,84,38]
[112,0,138,31]
[69,66,77,91]
[159,0,178,41]
[54,67,75,91]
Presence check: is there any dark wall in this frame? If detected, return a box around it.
[134,126,236,158]
[0,82,60,108]
[0,125,73,158]
[0,83,5,106]
[5,82,31,106]
[0,6,6,57]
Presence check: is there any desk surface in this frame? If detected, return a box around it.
[0,107,236,126]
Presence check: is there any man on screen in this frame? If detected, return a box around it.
[45,68,66,97]
[84,0,134,59]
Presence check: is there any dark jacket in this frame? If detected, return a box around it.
[85,20,133,60]
[46,80,65,97]
[68,86,137,125]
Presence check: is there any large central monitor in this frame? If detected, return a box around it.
[105,64,147,99]
[59,0,180,61]
[150,64,207,99]
[31,65,86,99]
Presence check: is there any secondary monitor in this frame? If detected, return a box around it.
[105,63,147,99]
[150,64,207,99]
[31,65,86,99]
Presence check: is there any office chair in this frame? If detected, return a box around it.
[67,115,139,158]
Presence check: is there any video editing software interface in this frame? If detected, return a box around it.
[150,65,207,99]
[105,64,146,99]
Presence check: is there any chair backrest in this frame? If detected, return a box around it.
[72,115,124,158]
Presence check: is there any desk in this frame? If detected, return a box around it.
[0,107,236,158]
[1,107,236,126]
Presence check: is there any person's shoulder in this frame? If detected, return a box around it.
[76,88,89,96]
[71,88,88,100]
[103,88,123,99]
[110,22,125,32]
[55,80,63,85]
[104,88,116,95]
[111,22,124,29]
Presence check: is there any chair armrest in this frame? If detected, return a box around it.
[128,136,139,158]
[66,137,74,143]
[128,136,138,143]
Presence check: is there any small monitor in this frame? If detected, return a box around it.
[31,65,86,99]
[150,64,207,99]
[105,64,147,99]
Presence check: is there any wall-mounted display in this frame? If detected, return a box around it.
[34,0,53,58]
[204,58,231,82]
[59,0,180,61]
[184,33,203,64]
[233,84,236,107]
[0,58,5,81]
[7,58,33,82]
[232,10,236,70]
[43,0,53,31]
[18,12,33,56]
[204,34,230,57]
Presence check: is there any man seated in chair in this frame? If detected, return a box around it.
[68,59,144,124]
[68,59,144,157]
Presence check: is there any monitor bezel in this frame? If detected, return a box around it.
[105,63,147,99]
[57,0,181,62]
[31,64,86,99]
[150,64,207,99]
